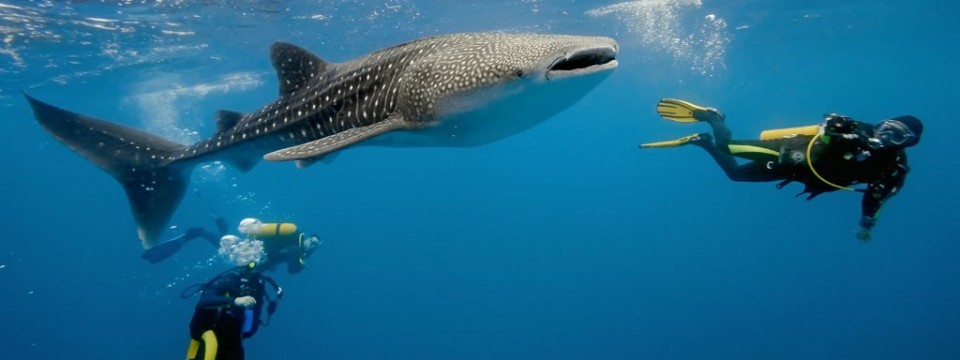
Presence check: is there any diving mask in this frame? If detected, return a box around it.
[873,119,917,148]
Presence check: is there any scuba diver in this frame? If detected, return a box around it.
[184,236,283,360]
[236,218,322,274]
[142,215,321,270]
[640,98,923,242]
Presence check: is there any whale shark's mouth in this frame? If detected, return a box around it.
[546,46,619,80]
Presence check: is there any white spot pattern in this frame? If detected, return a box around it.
[168,33,616,162]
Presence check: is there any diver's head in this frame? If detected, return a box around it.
[238,218,263,235]
[874,115,922,149]
[303,234,321,251]
[218,234,266,268]
[217,235,240,255]
[295,234,323,268]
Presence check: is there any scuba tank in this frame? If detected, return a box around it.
[248,223,299,238]
[242,308,255,335]
[759,124,820,140]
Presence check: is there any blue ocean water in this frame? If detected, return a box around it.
[2,0,958,359]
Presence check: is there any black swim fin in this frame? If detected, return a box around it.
[140,227,210,263]
[141,237,186,264]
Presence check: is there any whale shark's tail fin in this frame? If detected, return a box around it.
[26,94,194,249]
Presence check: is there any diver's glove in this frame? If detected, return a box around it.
[856,216,876,243]
[234,296,257,308]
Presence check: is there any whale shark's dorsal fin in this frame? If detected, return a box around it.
[271,42,331,96]
[215,110,244,133]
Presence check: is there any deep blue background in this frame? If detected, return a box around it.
[2,1,958,359]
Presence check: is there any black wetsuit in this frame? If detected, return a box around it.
[697,116,909,231]
[261,233,305,274]
[257,227,318,274]
[189,267,268,360]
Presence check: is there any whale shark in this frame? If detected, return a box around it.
[26,32,619,248]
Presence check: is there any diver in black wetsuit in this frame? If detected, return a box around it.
[641,98,923,241]
[237,218,322,275]
[184,263,282,360]
[143,216,321,269]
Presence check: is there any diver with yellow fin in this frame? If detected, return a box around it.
[641,98,923,241]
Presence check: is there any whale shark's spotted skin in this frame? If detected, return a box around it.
[178,33,618,164]
[27,32,619,247]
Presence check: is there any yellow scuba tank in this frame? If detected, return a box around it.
[758,124,820,140]
[249,223,298,238]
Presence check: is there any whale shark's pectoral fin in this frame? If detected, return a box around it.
[264,115,409,163]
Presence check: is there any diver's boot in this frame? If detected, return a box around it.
[689,132,713,147]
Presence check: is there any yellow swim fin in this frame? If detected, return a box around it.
[185,331,218,360]
[201,330,218,360]
[186,338,200,360]
[639,133,704,149]
[656,98,718,123]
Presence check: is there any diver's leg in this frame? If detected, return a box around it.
[213,327,244,360]
[200,330,219,360]
[717,161,785,182]
[692,136,786,182]
[704,117,733,152]
[691,133,736,172]
[200,231,220,247]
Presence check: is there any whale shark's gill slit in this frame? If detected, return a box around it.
[550,49,617,71]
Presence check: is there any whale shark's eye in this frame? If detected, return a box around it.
[515,70,524,78]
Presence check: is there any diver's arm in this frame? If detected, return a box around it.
[856,189,885,242]
[197,293,256,309]
[196,292,235,309]
[195,273,256,308]
[287,260,305,274]
[857,162,908,240]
